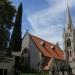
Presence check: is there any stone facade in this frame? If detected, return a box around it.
[21,33,41,71]
[0,51,21,75]
[0,51,15,75]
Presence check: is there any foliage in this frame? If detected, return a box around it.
[3,27,10,48]
[0,0,16,50]
[0,0,16,28]
[9,2,22,51]
[21,73,51,75]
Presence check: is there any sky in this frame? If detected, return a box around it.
[11,0,75,49]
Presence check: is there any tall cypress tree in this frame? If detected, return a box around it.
[9,2,22,52]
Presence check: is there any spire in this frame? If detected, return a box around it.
[67,0,72,24]
[66,0,73,32]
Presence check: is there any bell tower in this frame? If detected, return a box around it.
[64,0,74,62]
[63,0,75,74]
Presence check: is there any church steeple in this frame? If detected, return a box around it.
[64,0,74,61]
[66,0,73,33]
[64,1,75,74]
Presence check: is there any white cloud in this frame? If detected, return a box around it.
[27,0,75,49]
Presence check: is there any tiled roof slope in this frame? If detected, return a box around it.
[29,34,64,60]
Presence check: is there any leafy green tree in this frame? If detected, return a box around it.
[0,0,16,28]
[0,0,16,50]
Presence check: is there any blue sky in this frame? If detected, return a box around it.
[11,0,75,49]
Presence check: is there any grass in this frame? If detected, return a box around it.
[22,74,39,75]
[21,73,50,75]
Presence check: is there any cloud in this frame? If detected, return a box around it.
[27,0,75,49]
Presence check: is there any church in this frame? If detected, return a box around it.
[21,32,71,75]
[0,1,75,75]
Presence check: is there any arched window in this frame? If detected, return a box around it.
[67,39,71,47]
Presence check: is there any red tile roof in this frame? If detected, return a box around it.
[29,34,64,60]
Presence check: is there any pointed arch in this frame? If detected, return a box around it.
[66,39,71,47]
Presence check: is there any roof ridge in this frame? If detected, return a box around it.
[29,33,63,52]
[29,33,54,45]
[28,33,64,60]
[29,34,51,57]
